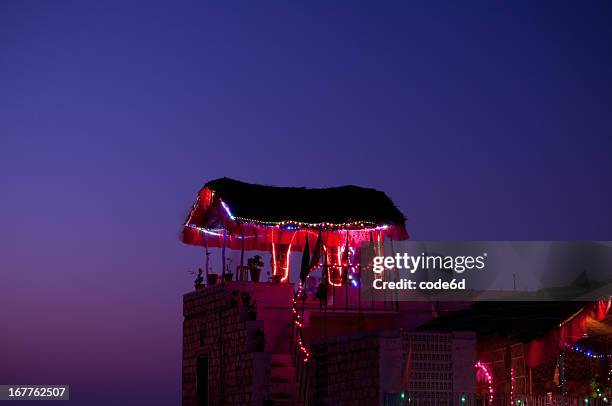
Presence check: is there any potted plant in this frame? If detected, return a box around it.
[241,292,258,320]
[194,268,204,290]
[253,328,266,352]
[206,274,219,286]
[230,290,239,308]
[247,255,264,282]
[315,281,327,302]
[247,301,257,320]
[223,259,233,282]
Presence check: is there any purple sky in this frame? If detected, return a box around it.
[1,1,611,404]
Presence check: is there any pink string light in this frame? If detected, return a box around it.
[475,361,494,403]
[291,283,311,362]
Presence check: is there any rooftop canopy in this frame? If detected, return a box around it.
[181,177,408,251]
[419,299,611,367]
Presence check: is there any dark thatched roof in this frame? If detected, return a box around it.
[418,301,589,342]
[204,177,406,226]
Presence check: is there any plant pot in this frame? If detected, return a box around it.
[250,268,262,282]
[206,274,219,286]
[195,283,204,290]
[223,273,233,282]
[272,274,282,284]
[253,329,266,352]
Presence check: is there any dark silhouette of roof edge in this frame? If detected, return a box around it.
[203,177,406,226]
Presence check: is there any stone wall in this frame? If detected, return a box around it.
[182,284,271,406]
[307,330,477,405]
[308,332,403,406]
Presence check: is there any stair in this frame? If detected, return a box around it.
[269,353,300,405]
[259,308,293,354]
[271,366,295,382]
[254,288,305,406]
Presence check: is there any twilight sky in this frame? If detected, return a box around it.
[1,1,611,404]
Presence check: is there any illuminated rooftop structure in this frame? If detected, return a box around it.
[181,177,408,283]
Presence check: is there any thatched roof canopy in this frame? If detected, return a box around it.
[419,299,611,367]
[182,178,408,251]
[203,177,406,226]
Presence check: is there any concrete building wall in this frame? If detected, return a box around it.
[451,332,477,395]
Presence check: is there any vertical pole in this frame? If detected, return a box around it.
[219,306,224,405]
[240,227,245,281]
[221,228,227,280]
[345,230,349,311]
[380,231,386,311]
[390,236,399,312]
[345,265,348,311]
[370,232,374,311]
[240,227,244,267]
[301,286,307,338]
[204,233,210,278]
[301,282,307,317]
[332,266,335,313]
[324,293,327,337]
[529,367,532,395]
[323,248,328,338]
[358,246,361,312]
[383,267,387,311]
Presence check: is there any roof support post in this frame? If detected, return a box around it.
[221,228,226,279]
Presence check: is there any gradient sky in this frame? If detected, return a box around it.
[1,1,611,404]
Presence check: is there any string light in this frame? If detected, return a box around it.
[510,368,515,406]
[282,232,296,282]
[559,350,567,398]
[185,196,200,225]
[291,283,311,363]
[567,344,612,359]
[185,224,225,236]
[475,361,494,403]
[186,224,262,240]
[271,230,278,277]
[325,247,342,287]
[220,200,235,221]
[230,215,383,230]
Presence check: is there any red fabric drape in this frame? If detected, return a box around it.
[524,299,611,368]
